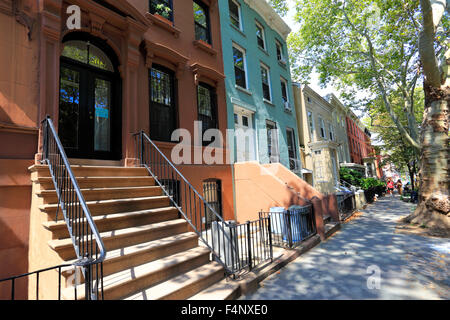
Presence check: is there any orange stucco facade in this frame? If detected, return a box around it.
[0,0,234,298]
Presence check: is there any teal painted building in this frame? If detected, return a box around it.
[218,0,302,173]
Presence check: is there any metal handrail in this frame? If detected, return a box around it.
[41,116,106,299]
[137,131,235,273]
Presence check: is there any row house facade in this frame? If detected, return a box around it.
[0,0,236,296]
[293,84,340,194]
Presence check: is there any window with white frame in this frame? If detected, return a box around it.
[276,39,285,63]
[307,111,315,141]
[318,116,326,138]
[233,44,247,89]
[228,0,241,30]
[280,77,290,110]
[260,63,271,101]
[328,122,334,141]
[255,21,266,50]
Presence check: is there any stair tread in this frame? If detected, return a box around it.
[37,186,161,195]
[39,195,170,210]
[105,232,198,261]
[61,232,199,268]
[124,261,223,300]
[188,277,240,300]
[33,176,154,183]
[43,206,179,230]
[48,219,188,250]
[30,164,146,170]
[63,247,211,300]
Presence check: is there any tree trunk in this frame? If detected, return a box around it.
[404,82,450,235]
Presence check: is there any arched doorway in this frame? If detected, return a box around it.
[58,33,121,160]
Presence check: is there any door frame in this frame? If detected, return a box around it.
[58,33,122,160]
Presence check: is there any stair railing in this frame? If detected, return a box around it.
[41,116,106,300]
[136,131,237,274]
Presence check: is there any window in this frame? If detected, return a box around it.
[255,21,265,49]
[149,0,173,21]
[233,45,247,89]
[242,115,249,127]
[228,0,241,30]
[260,64,271,101]
[197,82,218,144]
[318,117,326,138]
[203,179,222,228]
[62,41,114,72]
[328,123,334,141]
[234,113,239,124]
[286,128,298,170]
[149,65,177,142]
[193,0,211,44]
[276,40,285,62]
[280,77,289,107]
[307,111,315,141]
[266,120,279,163]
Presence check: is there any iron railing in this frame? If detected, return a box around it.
[259,205,316,248]
[0,263,87,300]
[216,217,273,273]
[136,131,272,274]
[41,116,105,299]
[336,192,356,220]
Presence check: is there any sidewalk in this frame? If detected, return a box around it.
[242,195,450,300]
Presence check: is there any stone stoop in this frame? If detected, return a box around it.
[28,164,226,300]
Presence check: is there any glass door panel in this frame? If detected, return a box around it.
[58,66,80,150]
[94,78,111,152]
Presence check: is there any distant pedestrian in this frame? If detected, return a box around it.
[396,179,402,195]
[387,179,394,198]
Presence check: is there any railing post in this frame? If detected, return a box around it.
[246,221,252,271]
[286,210,292,248]
[140,131,144,166]
[267,217,273,262]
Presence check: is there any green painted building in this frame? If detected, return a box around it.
[218,0,302,174]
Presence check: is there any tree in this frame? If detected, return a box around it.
[409,0,450,231]
[281,0,449,233]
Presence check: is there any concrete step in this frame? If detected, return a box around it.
[40,196,171,219]
[48,219,189,260]
[33,176,156,189]
[30,164,149,177]
[62,247,212,300]
[124,261,224,300]
[37,186,163,204]
[188,277,240,300]
[43,207,180,238]
[60,232,200,284]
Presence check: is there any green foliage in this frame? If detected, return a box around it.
[339,167,363,187]
[268,0,289,16]
[360,177,385,190]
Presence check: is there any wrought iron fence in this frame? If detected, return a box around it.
[0,262,94,300]
[259,205,316,248]
[212,217,273,274]
[41,117,105,300]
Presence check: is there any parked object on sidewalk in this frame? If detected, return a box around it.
[260,205,316,248]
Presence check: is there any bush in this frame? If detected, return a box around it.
[339,167,363,187]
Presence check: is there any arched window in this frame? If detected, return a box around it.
[62,40,114,72]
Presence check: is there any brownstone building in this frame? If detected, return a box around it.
[0,0,235,299]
